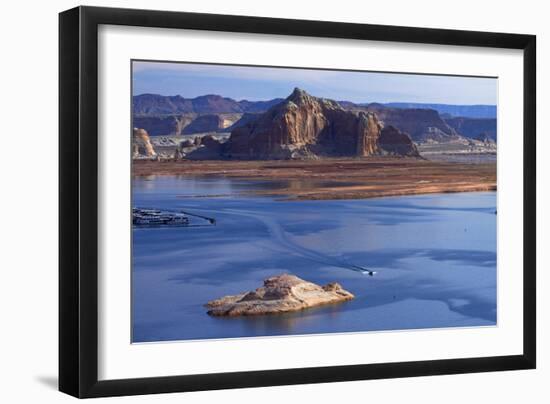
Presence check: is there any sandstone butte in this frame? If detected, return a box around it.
[226,87,419,159]
[205,274,354,317]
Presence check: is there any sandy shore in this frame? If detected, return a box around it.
[132,158,496,200]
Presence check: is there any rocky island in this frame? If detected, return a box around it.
[205,274,354,316]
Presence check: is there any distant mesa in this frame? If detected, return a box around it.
[384,102,497,119]
[444,116,497,141]
[132,93,284,115]
[133,113,242,136]
[474,132,496,144]
[205,274,354,316]
[363,103,463,143]
[132,93,284,137]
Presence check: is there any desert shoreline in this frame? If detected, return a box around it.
[132,157,496,201]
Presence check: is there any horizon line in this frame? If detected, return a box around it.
[132,92,497,108]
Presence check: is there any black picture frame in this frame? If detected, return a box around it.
[59,5,536,398]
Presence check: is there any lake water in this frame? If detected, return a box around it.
[132,176,497,343]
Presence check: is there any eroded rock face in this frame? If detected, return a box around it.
[366,104,460,143]
[205,274,354,316]
[444,117,497,141]
[226,88,417,160]
[228,88,332,159]
[378,125,420,156]
[182,114,236,134]
[132,128,156,157]
[134,113,241,136]
[321,107,382,157]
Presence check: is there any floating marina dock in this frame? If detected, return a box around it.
[133,207,216,228]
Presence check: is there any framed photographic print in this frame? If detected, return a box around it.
[59,6,536,398]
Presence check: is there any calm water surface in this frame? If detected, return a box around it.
[132,176,497,342]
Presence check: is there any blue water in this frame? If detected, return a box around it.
[132,176,497,343]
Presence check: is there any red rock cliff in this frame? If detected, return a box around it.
[227,88,416,159]
[229,88,391,159]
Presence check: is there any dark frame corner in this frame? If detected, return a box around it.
[59,5,536,398]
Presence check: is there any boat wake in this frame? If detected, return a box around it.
[198,206,374,275]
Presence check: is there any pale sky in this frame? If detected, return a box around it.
[132,60,497,105]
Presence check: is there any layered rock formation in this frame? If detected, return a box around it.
[226,88,418,159]
[444,117,497,141]
[379,126,420,156]
[365,104,461,143]
[133,113,241,136]
[182,114,233,134]
[133,93,283,115]
[206,274,354,316]
[383,102,497,119]
[132,128,156,158]
[133,115,195,137]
